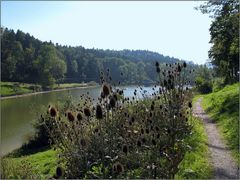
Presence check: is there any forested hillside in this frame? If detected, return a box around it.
[1,27,198,87]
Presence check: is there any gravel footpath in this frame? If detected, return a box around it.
[194,98,239,179]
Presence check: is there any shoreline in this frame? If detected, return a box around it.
[0,85,100,100]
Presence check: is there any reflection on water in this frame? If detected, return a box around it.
[1,85,156,155]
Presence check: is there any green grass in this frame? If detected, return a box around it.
[1,81,98,97]
[177,99,213,179]
[0,82,35,96]
[201,83,239,165]
[1,149,57,179]
[52,82,92,89]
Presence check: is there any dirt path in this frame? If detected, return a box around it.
[194,98,239,179]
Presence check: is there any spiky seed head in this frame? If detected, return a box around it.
[84,108,91,117]
[67,111,75,122]
[178,65,182,72]
[49,106,57,117]
[122,145,128,154]
[96,104,103,119]
[188,102,192,108]
[56,166,64,178]
[137,140,141,147]
[151,104,154,111]
[77,112,82,121]
[152,139,156,146]
[109,96,116,108]
[102,83,110,96]
[80,138,86,147]
[183,61,187,68]
[113,162,124,174]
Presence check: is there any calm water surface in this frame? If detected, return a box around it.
[1,85,156,155]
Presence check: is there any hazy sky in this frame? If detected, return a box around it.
[2,1,212,64]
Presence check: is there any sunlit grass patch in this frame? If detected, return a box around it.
[1,149,57,179]
[177,116,213,179]
[201,83,239,165]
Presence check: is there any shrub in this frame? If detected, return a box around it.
[41,62,194,179]
[195,77,212,94]
[212,78,225,92]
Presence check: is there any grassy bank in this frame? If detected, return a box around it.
[0,82,37,96]
[201,83,239,165]
[0,81,98,97]
[1,149,57,179]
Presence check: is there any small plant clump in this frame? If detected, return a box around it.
[41,62,194,179]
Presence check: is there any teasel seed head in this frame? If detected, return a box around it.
[109,96,116,108]
[188,102,192,108]
[56,166,64,178]
[96,104,103,119]
[83,108,91,117]
[77,112,82,121]
[67,111,75,122]
[102,83,110,96]
[122,145,128,154]
[113,162,124,174]
[80,138,87,147]
[183,61,187,68]
[49,106,57,117]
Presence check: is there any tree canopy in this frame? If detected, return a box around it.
[1,27,198,87]
[197,0,239,83]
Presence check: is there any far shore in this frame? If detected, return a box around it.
[1,84,100,100]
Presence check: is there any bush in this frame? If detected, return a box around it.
[40,62,194,179]
[195,77,212,94]
[212,78,225,92]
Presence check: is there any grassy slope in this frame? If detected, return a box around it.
[201,83,239,165]
[1,82,34,96]
[1,150,57,179]
[176,96,213,179]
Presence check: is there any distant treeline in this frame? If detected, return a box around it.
[1,27,198,87]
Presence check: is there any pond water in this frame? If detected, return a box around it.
[1,85,156,156]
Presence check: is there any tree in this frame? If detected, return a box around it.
[33,44,66,88]
[197,0,239,83]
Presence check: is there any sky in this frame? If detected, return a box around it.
[1,1,212,64]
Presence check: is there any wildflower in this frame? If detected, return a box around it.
[49,106,57,117]
[137,140,142,147]
[188,102,192,108]
[56,166,64,178]
[67,111,75,122]
[96,104,103,119]
[151,104,154,111]
[183,61,187,68]
[113,162,124,174]
[177,64,182,72]
[152,139,156,146]
[110,96,116,108]
[80,138,86,147]
[77,112,82,121]
[84,108,91,117]
[102,83,110,96]
[122,145,128,154]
